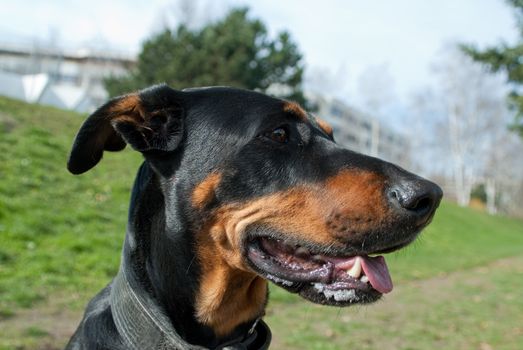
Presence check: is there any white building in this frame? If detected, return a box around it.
[0,44,409,167]
[309,94,410,166]
[0,44,134,113]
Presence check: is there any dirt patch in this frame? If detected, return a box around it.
[0,112,18,133]
[0,293,83,350]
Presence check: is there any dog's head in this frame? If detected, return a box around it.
[68,84,442,338]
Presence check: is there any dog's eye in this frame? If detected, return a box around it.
[265,127,289,143]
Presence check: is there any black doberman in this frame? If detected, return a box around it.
[65,84,442,349]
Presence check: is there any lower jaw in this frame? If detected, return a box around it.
[298,282,382,305]
[265,273,382,306]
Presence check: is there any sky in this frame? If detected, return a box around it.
[0,0,518,114]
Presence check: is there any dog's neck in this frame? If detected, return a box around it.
[121,163,268,348]
[192,241,268,337]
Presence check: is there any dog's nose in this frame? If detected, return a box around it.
[387,178,443,223]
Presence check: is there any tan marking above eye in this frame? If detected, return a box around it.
[283,101,308,120]
[316,117,334,137]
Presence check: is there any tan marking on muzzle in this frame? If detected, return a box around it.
[193,170,390,336]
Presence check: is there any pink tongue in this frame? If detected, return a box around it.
[360,255,393,294]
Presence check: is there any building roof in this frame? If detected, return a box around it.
[0,42,135,66]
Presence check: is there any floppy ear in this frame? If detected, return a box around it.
[67,84,184,175]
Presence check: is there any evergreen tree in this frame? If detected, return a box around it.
[461,0,523,137]
[105,8,306,105]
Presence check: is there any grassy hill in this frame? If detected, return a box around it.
[1,96,523,349]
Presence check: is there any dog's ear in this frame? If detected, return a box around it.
[67,84,184,175]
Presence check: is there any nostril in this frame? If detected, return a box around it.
[406,195,433,215]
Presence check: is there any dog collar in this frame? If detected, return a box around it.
[110,257,271,350]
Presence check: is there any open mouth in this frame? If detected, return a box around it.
[246,236,395,306]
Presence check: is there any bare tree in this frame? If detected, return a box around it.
[432,47,508,207]
[356,64,414,167]
[484,133,523,215]
[407,88,442,175]
[408,45,521,211]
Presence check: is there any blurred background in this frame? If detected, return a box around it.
[0,0,522,349]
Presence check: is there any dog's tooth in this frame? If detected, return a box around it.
[360,275,369,283]
[347,257,362,278]
[312,255,324,263]
[295,246,310,258]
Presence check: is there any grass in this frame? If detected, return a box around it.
[0,97,142,316]
[1,95,523,349]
